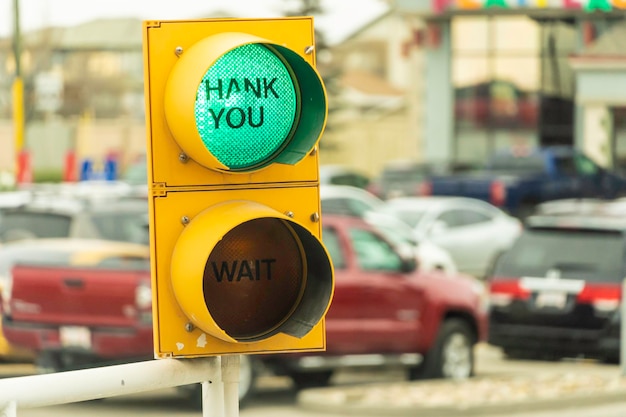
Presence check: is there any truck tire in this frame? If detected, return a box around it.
[35,351,63,374]
[409,318,475,380]
[187,355,257,409]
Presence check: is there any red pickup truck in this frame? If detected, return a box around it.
[1,215,487,405]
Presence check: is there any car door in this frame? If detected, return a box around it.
[321,224,370,353]
[426,204,499,277]
[342,225,423,353]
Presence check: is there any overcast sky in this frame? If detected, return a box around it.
[1,0,390,44]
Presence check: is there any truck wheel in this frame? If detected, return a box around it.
[409,318,475,380]
[188,355,257,409]
[35,351,63,373]
[290,370,333,390]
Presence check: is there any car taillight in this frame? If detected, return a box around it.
[577,284,621,312]
[489,279,530,307]
[418,180,432,196]
[490,180,506,207]
[135,278,152,324]
[0,271,13,316]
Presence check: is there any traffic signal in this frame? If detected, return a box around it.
[142,17,334,358]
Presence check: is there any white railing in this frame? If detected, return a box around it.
[0,355,240,417]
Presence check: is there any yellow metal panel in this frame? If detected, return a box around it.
[151,187,326,357]
[143,17,321,189]
[143,17,333,359]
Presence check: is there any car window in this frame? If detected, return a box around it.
[348,227,402,271]
[488,153,545,174]
[328,174,370,189]
[321,198,372,218]
[438,209,492,228]
[380,206,428,228]
[91,212,149,244]
[574,154,600,176]
[322,226,345,269]
[494,228,625,282]
[0,212,72,242]
[554,156,578,176]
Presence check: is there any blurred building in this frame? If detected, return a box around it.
[0,6,422,180]
[0,18,146,180]
[570,22,626,173]
[318,10,424,176]
[395,0,626,171]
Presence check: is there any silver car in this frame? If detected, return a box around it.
[379,196,522,278]
[320,185,457,274]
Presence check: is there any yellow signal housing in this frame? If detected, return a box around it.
[142,17,334,358]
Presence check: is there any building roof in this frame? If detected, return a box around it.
[57,18,142,50]
[574,21,626,59]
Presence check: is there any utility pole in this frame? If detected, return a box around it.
[12,0,25,183]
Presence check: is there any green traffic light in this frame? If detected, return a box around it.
[195,44,298,171]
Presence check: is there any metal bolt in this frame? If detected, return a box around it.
[175,46,184,56]
[304,45,315,55]
[184,323,194,332]
[179,153,189,163]
[285,211,295,218]
[310,212,320,223]
[181,216,190,226]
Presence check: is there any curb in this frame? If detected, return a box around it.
[297,374,626,416]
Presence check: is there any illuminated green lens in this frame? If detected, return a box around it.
[194,44,298,170]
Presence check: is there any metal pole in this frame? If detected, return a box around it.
[202,356,224,417]
[0,401,16,417]
[12,0,21,78]
[222,355,240,417]
[0,358,220,410]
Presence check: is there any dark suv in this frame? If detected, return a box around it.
[487,211,626,362]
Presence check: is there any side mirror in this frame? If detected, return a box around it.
[399,252,418,273]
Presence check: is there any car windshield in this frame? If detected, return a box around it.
[494,228,625,282]
[380,206,428,228]
[0,212,72,241]
[488,154,546,174]
[91,212,149,245]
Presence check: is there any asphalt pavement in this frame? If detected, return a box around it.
[4,345,626,416]
[296,344,626,416]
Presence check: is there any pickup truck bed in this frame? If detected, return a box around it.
[3,263,153,369]
[423,146,626,218]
